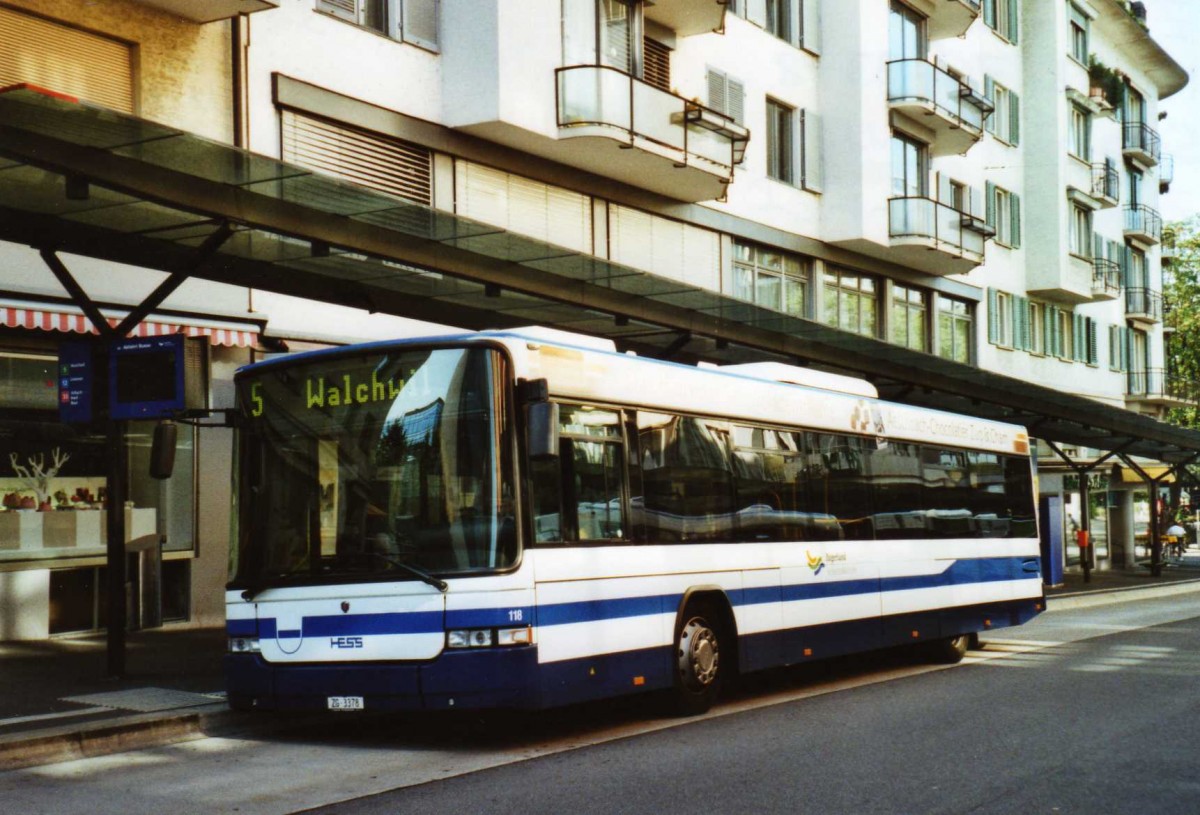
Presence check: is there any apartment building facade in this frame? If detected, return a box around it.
[0,0,1188,638]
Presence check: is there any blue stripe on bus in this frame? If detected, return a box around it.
[234,556,1035,639]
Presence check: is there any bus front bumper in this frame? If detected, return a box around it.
[226,646,540,712]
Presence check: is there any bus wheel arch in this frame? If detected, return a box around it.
[670,588,737,716]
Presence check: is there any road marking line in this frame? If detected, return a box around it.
[0,706,110,727]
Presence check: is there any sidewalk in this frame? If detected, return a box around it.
[5,560,1200,772]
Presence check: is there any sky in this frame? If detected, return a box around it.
[1148,1,1200,222]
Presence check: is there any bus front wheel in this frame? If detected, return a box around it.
[672,604,722,715]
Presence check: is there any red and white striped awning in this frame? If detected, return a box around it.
[0,304,260,347]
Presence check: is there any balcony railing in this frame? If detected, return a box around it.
[1091,160,1119,205]
[1124,204,1163,244]
[1092,256,1121,298]
[888,196,986,260]
[1160,153,1175,194]
[887,59,990,153]
[1127,369,1194,402]
[1122,121,1161,165]
[556,65,748,179]
[1125,287,1163,322]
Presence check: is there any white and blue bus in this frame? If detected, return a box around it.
[226,329,1042,714]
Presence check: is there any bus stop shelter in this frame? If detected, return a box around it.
[2,85,1200,664]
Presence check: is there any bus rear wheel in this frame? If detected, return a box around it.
[672,604,722,716]
[928,633,971,664]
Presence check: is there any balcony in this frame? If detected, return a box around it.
[643,0,727,36]
[926,0,982,39]
[1126,369,1194,406]
[1160,154,1174,194]
[887,196,987,275]
[1091,256,1121,300]
[1125,287,1163,325]
[129,0,277,22]
[1091,161,1119,208]
[1122,122,1161,167]
[556,65,749,202]
[887,60,991,156]
[1124,204,1163,245]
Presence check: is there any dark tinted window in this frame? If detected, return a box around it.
[530,404,625,543]
[807,433,872,540]
[638,413,734,543]
[731,425,824,541]
[868,442,925,539]
[921,446,975,538]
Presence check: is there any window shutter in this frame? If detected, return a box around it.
[1014,295,1029,351]
[280,109,432,205]
[985,181,996,229]
[1121,244,1132,286]
[456,161,592,253]
[643,38,672,91]
[1009,91,1020,145]
[983,0,996,29]
[0,6,135,113]
[707,69,727,116]
[317,0,358,23]
[402,0,439,50]
[987,289,999,345]
[727,77,745,124]
[1046,306,1058,357]
[1109,325,1119,370]
[1010,192,1021,248]
[1122,326,1132,371]
[1007,0,1019,43]
[1072,314,1084,362]
[801,110,823,192]
[1087,318,1098,365]
[984,76,996,134]
[936,172,952,206]
[800,0,821,53]
[1092,232,1104,263]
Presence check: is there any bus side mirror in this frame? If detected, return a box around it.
[527,402,559,461]
[150,420,178,480]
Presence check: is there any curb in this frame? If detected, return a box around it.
[0,703,241,772]
[1046,577,1200,611]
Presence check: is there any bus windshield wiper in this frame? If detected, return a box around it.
[365,551,448,593]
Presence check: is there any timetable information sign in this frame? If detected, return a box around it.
[57,340,94,424]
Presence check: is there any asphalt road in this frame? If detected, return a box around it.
[7,594,1200,815]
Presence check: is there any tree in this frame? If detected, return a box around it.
[1163,216,1200,428]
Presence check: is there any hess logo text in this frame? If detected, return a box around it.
[330,636,364,649]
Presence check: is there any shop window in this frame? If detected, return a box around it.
[0,351,196,565]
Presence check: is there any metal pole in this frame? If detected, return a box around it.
[1080,472,1091,584]
[106,418,127,678]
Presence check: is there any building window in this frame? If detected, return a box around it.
[1069,203,1092,258]
[891,285,927,352]
[766,99,795,184]
[938,297,973,364]
[890,132,928,197]
[766,0,793,42]
[732,241,808,316]
[888,1,926,61]
[1029,301,1045,355]
[983,0,1017,43]
[986,183,1021,248]
[1127,244,1148,288]
[1057,310,1075,360]
[823,269,878,337]
[1069,104,1091,160]
[995,291,1013,347]
[315,0,440,49]
[985,78,1020,145]
[1068,4,1089,63]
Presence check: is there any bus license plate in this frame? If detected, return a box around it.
[327,696,364,711]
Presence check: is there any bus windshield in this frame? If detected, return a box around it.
[231,345,515,589]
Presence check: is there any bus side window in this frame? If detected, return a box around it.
[637,412,735,543]
[553,405,626,543]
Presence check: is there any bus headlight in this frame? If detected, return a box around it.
[228,637,261,653]
[446,626,533,648]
